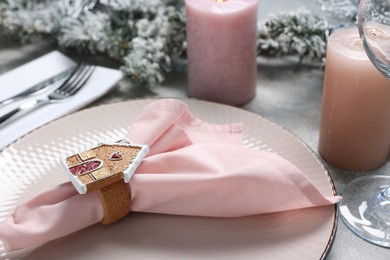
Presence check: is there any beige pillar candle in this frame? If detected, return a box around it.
[319,27,390,171]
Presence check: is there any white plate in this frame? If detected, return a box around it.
[0,98,337,260]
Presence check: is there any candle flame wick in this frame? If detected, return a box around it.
[216,0,224,2]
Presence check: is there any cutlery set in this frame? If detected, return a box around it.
[0,63,95,128]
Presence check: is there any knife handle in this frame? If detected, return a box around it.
[0,99,47,128]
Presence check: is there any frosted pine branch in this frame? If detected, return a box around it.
[257,8,329,61]
[313,0,358,20]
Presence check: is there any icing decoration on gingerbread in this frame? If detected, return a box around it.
[79,150,96,161]
[61,139,149,194]
[69,160,102,176]
[109,151,123,161]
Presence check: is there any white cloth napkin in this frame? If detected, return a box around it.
[0,51,123,150]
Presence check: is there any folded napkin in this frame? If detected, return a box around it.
[0,51,123,150]
[0,99,341,251]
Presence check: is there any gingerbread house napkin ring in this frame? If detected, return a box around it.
[61,138,149,224]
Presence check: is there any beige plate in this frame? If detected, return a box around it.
[0,98,337,260]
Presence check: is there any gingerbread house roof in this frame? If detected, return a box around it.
[62,139,149,194]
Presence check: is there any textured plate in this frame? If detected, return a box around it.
[0,98,337,260]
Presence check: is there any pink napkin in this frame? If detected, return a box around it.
[0,99,341,251]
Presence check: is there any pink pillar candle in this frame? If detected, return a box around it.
[319,27,390,171]
[186,0,258,106]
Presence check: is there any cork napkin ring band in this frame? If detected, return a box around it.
[61,139,149,224]
[99,181,131,225]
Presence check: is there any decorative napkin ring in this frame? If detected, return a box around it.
[61,138,149,224]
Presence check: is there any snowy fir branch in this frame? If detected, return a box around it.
[257,8,329,62]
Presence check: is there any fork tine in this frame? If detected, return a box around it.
[65,65,95,96]
[57,63,87,92]
[55,64,95,97]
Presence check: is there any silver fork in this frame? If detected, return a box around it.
[0,63,95,127]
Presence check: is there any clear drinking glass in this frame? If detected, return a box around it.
[339,0,390,247]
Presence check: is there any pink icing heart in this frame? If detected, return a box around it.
[109,151,123,161]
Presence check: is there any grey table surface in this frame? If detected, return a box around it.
[1,1,390,259]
